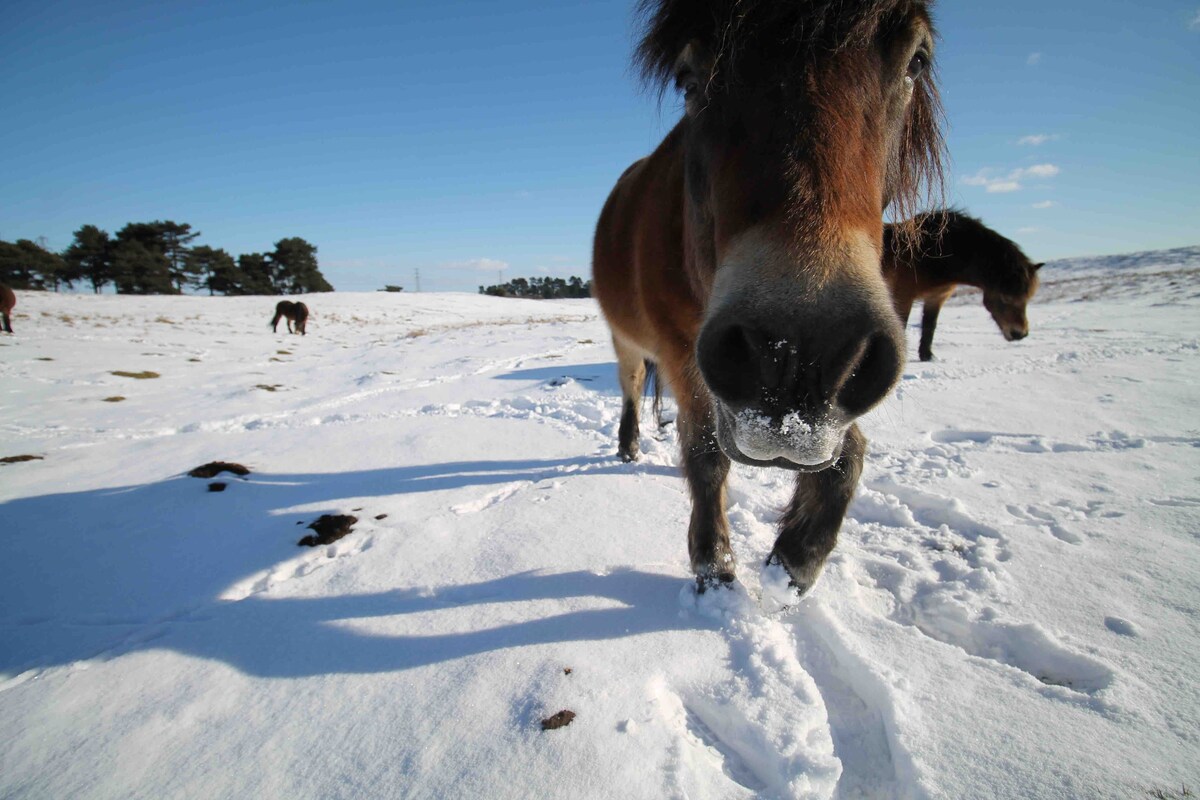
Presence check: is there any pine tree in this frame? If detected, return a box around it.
[0,239,65,289]
[111,240,174,294]
[187,246,241,295]
[237,253,275,295]
[159,222,201,291]
[269,237,332,293]
[113,223,178,294]
[0,240,37,289]
[62,225,112,293]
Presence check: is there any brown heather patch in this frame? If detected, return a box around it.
[1,454,44,465]
[188,462,251,478]
[298,515,358,547]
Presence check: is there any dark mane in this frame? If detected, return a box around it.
[636,0,945,234]
[916,209,1039,296]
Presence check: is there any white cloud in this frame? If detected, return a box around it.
[1032,200,1057,209]
[1015,163,1060,179]
[443,258,510,272]
[1018,133,1059,146]
[1027,52,1042,66]
[961,163,1060,193]
[1190,9,1200,30]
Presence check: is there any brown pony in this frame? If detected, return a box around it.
[270,300,308,335]
[0,284,14,334]
[884,209,1042,361]
[592,0,945,596]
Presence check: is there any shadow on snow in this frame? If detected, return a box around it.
[0,455,689,680]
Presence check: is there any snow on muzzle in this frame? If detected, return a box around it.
[696,232,904,470]
[715,405,849,470]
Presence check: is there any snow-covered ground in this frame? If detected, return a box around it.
[2,253,1198,799]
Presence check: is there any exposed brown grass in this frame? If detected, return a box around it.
[111,370,160,379]
[188,462,251,479]
[102,396,126,403]
[1,454,43,465]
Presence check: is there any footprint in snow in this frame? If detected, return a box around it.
[1005,503,1084,545]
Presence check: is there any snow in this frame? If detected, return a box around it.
[1,254,1198,799]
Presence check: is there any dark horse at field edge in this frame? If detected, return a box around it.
[884,209,1042,361]
[271,300,308,335]
[0,284,15,334]
[592,0,945,597]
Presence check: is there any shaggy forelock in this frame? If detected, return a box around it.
[635,0,945,245]
[636,0,923,88]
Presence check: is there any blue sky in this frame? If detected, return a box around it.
[2,1,1197,292]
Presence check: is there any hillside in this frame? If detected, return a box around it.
[1,254,1198,799]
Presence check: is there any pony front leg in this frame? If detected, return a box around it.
[766,423,866,598]
[613,337,647,461]
[678,402,734,589]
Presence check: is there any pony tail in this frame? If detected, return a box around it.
[643,359,665,428]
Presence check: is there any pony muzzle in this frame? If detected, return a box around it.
[696,234,905,469]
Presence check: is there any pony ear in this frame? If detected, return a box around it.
[1033,262,1044,271]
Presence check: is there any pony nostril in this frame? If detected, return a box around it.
[835,331,902,416]
[701,311,902,418]
[1011,329,1028,341]
[698,322,768,407]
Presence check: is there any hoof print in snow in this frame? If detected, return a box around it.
[1,454,43,465]
[541,710,576,731]
[298,515,358,547]
[188,461,251,479]
[207,482,227,493]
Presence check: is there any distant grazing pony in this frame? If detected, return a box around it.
[883,210,1042,361]
[592,0,945,596]
[0,284,14,334]
[271,300,308,335]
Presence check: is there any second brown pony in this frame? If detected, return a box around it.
[0,284,14,334]
[593,0,945,597]
[271,300,308,335]
[884,209,1042,361]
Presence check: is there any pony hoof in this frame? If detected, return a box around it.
[762,553,824,609]
[695,571,736,594]
[918,351,934,362]
[618,448,639,463]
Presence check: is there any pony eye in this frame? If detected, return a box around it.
[907,51,930,81]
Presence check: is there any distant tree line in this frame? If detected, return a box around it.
[479,275,591,299]
[0,221,333,295]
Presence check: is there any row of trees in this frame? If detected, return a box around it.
[0,221,333,295]
[479,275,591,299]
